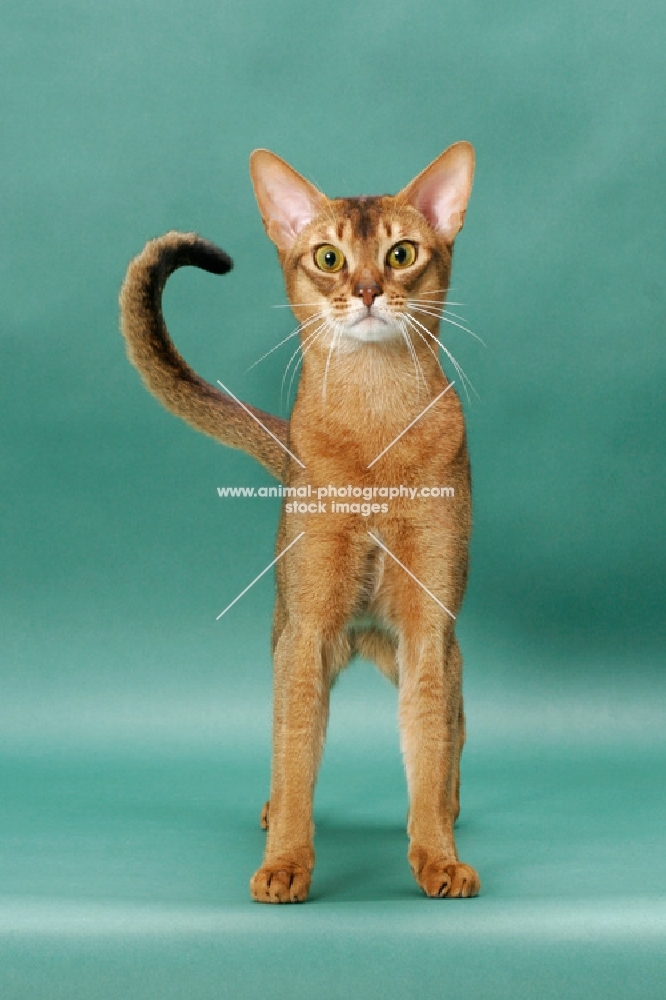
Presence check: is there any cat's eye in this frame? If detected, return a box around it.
[314,244,345,273]
[387,241,417,269]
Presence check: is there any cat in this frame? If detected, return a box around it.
[120,141,480,902]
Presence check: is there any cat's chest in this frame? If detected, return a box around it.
[290,389,465,479]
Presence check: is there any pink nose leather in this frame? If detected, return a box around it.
[355,282,381,307]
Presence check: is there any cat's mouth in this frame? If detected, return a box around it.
[345,309,400,343]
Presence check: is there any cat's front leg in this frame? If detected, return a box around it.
[250,526,365,903]
[250,622,327,903]
[399,629,480,898]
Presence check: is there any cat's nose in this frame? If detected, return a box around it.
[354,281,382,308]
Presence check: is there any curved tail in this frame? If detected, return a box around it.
[119,231,288,481]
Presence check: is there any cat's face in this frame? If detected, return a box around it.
[250,144,474,350]
[280,196,452,345]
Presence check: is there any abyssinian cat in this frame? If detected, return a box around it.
[120,142,479,902]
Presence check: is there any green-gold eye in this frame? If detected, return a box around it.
[387,241,417,269]
[314,244,345,272]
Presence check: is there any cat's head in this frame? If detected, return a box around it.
[249,144,474,346]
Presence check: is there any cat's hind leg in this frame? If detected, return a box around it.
[260,599,288,832]
[452,695,465,823]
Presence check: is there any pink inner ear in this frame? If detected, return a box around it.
[252,155,323,250]
[272,183,317,239]
[402,146,474,241]
[412,167,468,239]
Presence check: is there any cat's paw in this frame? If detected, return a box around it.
[411,855,480,898]
[250,860,311,904]
[260,801,270,830]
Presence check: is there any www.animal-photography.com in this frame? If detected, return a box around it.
[1,2,664,998]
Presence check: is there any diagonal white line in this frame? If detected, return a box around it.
[366,382,455,468]
[216,379,306,469]
[216,531,305,620]
[367,531,456,620]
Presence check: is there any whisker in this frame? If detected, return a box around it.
[246,330,300,371]
[408,325,429,399]
[271,302,323,309]
[409,298,467,308]
[281,323,324,403]
[400,322,427,400]
[439,345,477,401]
[418,332,473,402]
[397,312,440,368]
[321,321,339,405]
[403,313,477,401]
[410,305,486,347]
[407,325,445,388]
[288,320,331,403]
[399,318,432,399]
[286,355,303,405]
[246,311,327,371]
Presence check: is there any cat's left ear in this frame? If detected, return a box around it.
[398,142,475,242]
[250,149,325,251]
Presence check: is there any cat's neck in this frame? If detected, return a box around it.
[298,331,446,417]
[288,328,463,475]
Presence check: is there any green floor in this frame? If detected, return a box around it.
[1,667,664,999]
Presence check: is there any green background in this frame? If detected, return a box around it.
[1,1,665,996]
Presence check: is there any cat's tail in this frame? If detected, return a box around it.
[119,231,288,481]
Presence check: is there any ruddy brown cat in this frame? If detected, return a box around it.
[120,142,480,901]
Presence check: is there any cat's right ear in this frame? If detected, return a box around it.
[250,150,325,251]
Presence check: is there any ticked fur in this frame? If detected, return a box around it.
[120,142,480,902]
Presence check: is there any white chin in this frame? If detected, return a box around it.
[342,317,401,343]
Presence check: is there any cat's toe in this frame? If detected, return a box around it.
[413,858,480,898]
[440,862,480,897]
[250,862,311,904]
